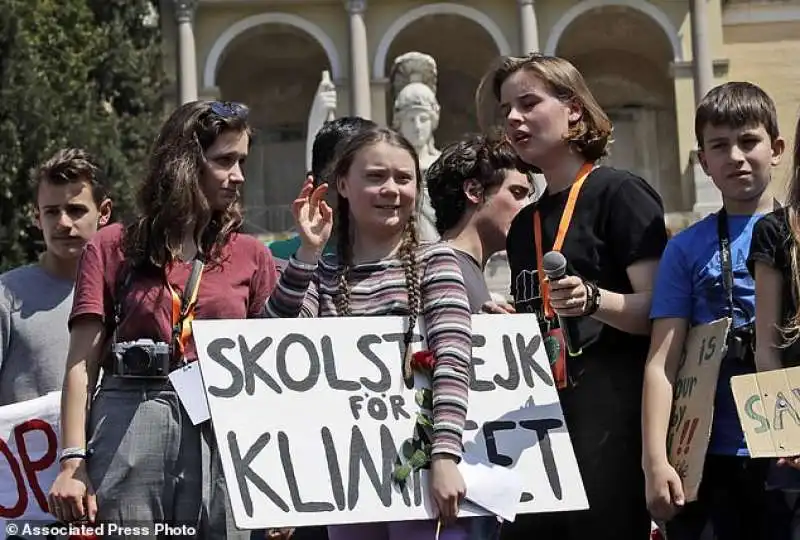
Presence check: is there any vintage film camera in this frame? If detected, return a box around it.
[112,339,171,378]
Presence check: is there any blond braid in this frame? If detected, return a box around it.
[335,196,353,316]
[401,217,421,382]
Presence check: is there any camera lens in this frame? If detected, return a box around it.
[124,346,153,374]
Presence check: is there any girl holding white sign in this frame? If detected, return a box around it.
[265,126,474,539]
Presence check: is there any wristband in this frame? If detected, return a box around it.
[59,447,87,463]
[583,281,601,316]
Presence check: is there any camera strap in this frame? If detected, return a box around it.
[166,259,205,363]
[110,263,134,350]
[716,209,735,337]
[717,199,781,343]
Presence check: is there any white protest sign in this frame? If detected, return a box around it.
[193,314,587,529]
[0,392,60,538]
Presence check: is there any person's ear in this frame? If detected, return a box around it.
[97,198,113,226]
[463,179,483,204]
[567,98,583,125]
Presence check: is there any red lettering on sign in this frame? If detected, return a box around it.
[14,418,57,513]
[0,436,27,518]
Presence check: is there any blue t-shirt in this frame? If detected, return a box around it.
[651,211,764,456]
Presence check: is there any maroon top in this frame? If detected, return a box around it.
[70,223,278,363]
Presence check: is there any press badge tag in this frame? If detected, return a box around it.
[544,327,569,390]
[169,362,211,425]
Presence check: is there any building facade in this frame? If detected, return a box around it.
[162,0,800,237]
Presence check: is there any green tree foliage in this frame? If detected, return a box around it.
[0,0,165,271]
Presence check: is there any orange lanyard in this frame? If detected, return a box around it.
[166,262,204,361]
[534,162,594,320]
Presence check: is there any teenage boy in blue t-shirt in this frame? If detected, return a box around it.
[641,81,785,540]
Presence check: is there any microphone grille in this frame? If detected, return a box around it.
[542,251,567,277]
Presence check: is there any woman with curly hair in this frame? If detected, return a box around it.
[48,101,279,539]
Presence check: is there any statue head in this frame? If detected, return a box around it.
[393,83,440,150]
[390,52,441,153]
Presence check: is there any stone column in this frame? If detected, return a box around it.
[345,0,372,118]
[175,0,199,104]
[518,0,540,55]
[690,0,714,105]
[689,0,719,215]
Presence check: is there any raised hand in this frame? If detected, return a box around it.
[291,176,333,263]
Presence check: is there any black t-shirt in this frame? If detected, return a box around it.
[506,166,668,424]
[747,206,800,367]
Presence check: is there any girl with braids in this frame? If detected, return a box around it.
[266,126,473,539]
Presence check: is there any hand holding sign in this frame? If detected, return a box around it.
[48,461,97,524]
[292,176,332,263]
[480,301,515,314]
[644,461,685,521]
[429,455,466,525]
[266,527,295,539]
[777,456,800,470]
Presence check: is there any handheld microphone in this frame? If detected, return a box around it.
[542,251,583,357]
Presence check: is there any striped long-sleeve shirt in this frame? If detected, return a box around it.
[265,242,472,458]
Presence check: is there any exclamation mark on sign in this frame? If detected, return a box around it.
[676,420,690,455]
[678,418,699,456]
[685,418,699,447]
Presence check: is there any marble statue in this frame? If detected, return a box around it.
[306,70,338,173]
[390,52,441,242]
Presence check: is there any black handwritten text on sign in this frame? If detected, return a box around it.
[192,315,588,528]
[205,331,551,398]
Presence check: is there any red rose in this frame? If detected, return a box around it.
[411,350,435,372]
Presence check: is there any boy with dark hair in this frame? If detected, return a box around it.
[268,116,377,268]
[0,148,112,405]
[642,81,785,539]
[427,133,534,312]
[426,133,532,539]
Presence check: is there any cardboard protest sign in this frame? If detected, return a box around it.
[667,318,730,502]
[731,366,800,457]
[0,392,60,538]
[193,314,587,529]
